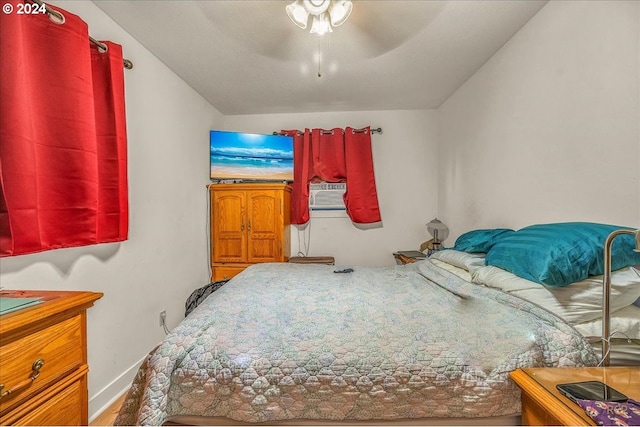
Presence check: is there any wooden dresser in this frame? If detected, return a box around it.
[0,290,102,426]
[210,183,291,281]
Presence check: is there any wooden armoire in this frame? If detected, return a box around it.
[209,183,291,281]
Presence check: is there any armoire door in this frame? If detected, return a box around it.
[212,190,246,262]
[246,190,282,263]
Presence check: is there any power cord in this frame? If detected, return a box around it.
[296,221,311,257]
[598,331,633,366]
[160,311,171,335]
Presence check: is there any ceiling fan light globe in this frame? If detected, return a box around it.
[310,13,332,35]
[329,0,352,27]
[286,1,309,29]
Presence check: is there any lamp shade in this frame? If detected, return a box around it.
[426,218,449,243]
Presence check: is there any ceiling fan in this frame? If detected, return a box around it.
[285,0,353,36]
[196,1,444,61]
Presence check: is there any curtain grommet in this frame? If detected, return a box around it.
[47,9,65,25]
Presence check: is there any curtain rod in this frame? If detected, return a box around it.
[30,0,134,70]
[274,127,383,136]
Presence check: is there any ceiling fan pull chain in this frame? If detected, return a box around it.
[317,37,322,77]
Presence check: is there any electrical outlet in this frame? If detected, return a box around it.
[159,310,167,327]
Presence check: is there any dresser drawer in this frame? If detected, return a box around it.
[0,314,84,411]
[212,266,246,281]
[13,376,84,426]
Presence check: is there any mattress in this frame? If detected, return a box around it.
[115,260,596,425]
[431,250,640,366]
[574,305,640,366]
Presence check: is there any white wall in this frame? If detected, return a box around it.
[438,0,640,242]
[223,110,437,265]
[0,1,222,420]
[223,110,439,266]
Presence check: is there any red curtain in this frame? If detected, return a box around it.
[284,129,313,225]
[0,3,128,257]
[344,127,382,224]
[286,126,381,225]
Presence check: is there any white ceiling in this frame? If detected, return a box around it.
[94,0,547,115]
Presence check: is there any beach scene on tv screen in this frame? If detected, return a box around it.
[210,131,294,181]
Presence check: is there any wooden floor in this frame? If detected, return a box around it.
[90,393,126,426]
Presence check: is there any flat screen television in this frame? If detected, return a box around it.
[210,130,294,182]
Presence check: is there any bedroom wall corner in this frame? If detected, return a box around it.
[0,0,224,421]
[437,0,640,242]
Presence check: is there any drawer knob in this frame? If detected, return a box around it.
[0,358,45,399]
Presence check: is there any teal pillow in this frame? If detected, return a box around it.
[453,228,515,253]
[485,222,640,287]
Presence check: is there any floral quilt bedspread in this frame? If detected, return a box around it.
[115,261,597,425]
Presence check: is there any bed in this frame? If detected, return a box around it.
[115,222,640,426]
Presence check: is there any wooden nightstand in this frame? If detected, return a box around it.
[289,256,335,265]
[510,367,640,426]
[393,251,427,265]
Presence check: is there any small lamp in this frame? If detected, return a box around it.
[601,228,640,366]
[420,218,449,254]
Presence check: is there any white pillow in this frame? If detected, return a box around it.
[430,249,486,274]
[429,258,473,282]
[472,265,640,325]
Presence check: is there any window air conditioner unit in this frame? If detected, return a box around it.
[309,182,346,210]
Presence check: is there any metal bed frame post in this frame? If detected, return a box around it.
[601,228,640,366]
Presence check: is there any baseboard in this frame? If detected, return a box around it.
[88,355,146,423]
